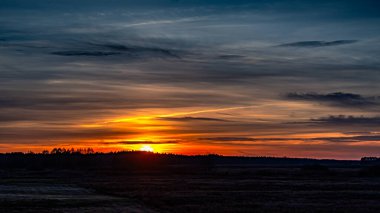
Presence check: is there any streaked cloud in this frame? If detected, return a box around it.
[0,0,380,159]
[286,92,379,108]
[200,134,380,144]
[51,51,121,56]
[278,40,358,48]
[310,115,380,125]
[102,140,180,145]
[158,116,230,122]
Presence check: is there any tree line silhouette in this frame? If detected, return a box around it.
[0,148,365,172]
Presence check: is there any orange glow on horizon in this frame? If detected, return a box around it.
[6,105,378,160]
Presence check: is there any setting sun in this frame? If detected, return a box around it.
[140,145,154,152]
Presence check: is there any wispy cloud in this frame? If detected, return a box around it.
[312,135,380,143]
[278,40,358,48]
[51,51,121,56]
[199,137,291,142]
[50,42,181,58]
[310,115,380,125]
[122,17,204,27]
[286,92,379,108]
[200,135,380,144]
[158,116,230,122]
[102,140,180,145]
[1,0,380,158]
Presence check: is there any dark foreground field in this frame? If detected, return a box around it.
[1,152,380,212]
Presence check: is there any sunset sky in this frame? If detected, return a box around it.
[1,0,380,159]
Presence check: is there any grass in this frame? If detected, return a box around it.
[1,155,380,212]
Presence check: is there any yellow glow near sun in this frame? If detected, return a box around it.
[77,106,262,155]
[106,106,257,124]
[140,145,154,152]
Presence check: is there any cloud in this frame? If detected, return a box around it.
[158,116,230,122]
[51,51,121,56]
[50,43,181,59]
[1,0,380,157]
[217,54,245,60]
[310,115,380,125]
[95,43,181,58]
[102,140,180,145]
[199,137,293,142]
[286,92,378,107]
[312,135,380,143]
[200,135,380,144]
[278,40,358,48]
[0,127,138,142]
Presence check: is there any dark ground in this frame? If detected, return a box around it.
[1,153,380,212]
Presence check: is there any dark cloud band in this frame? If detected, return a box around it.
[278,40,358,48]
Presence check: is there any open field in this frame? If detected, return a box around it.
[1,154,380,212]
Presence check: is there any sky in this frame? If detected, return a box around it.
[1,0,380,159]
